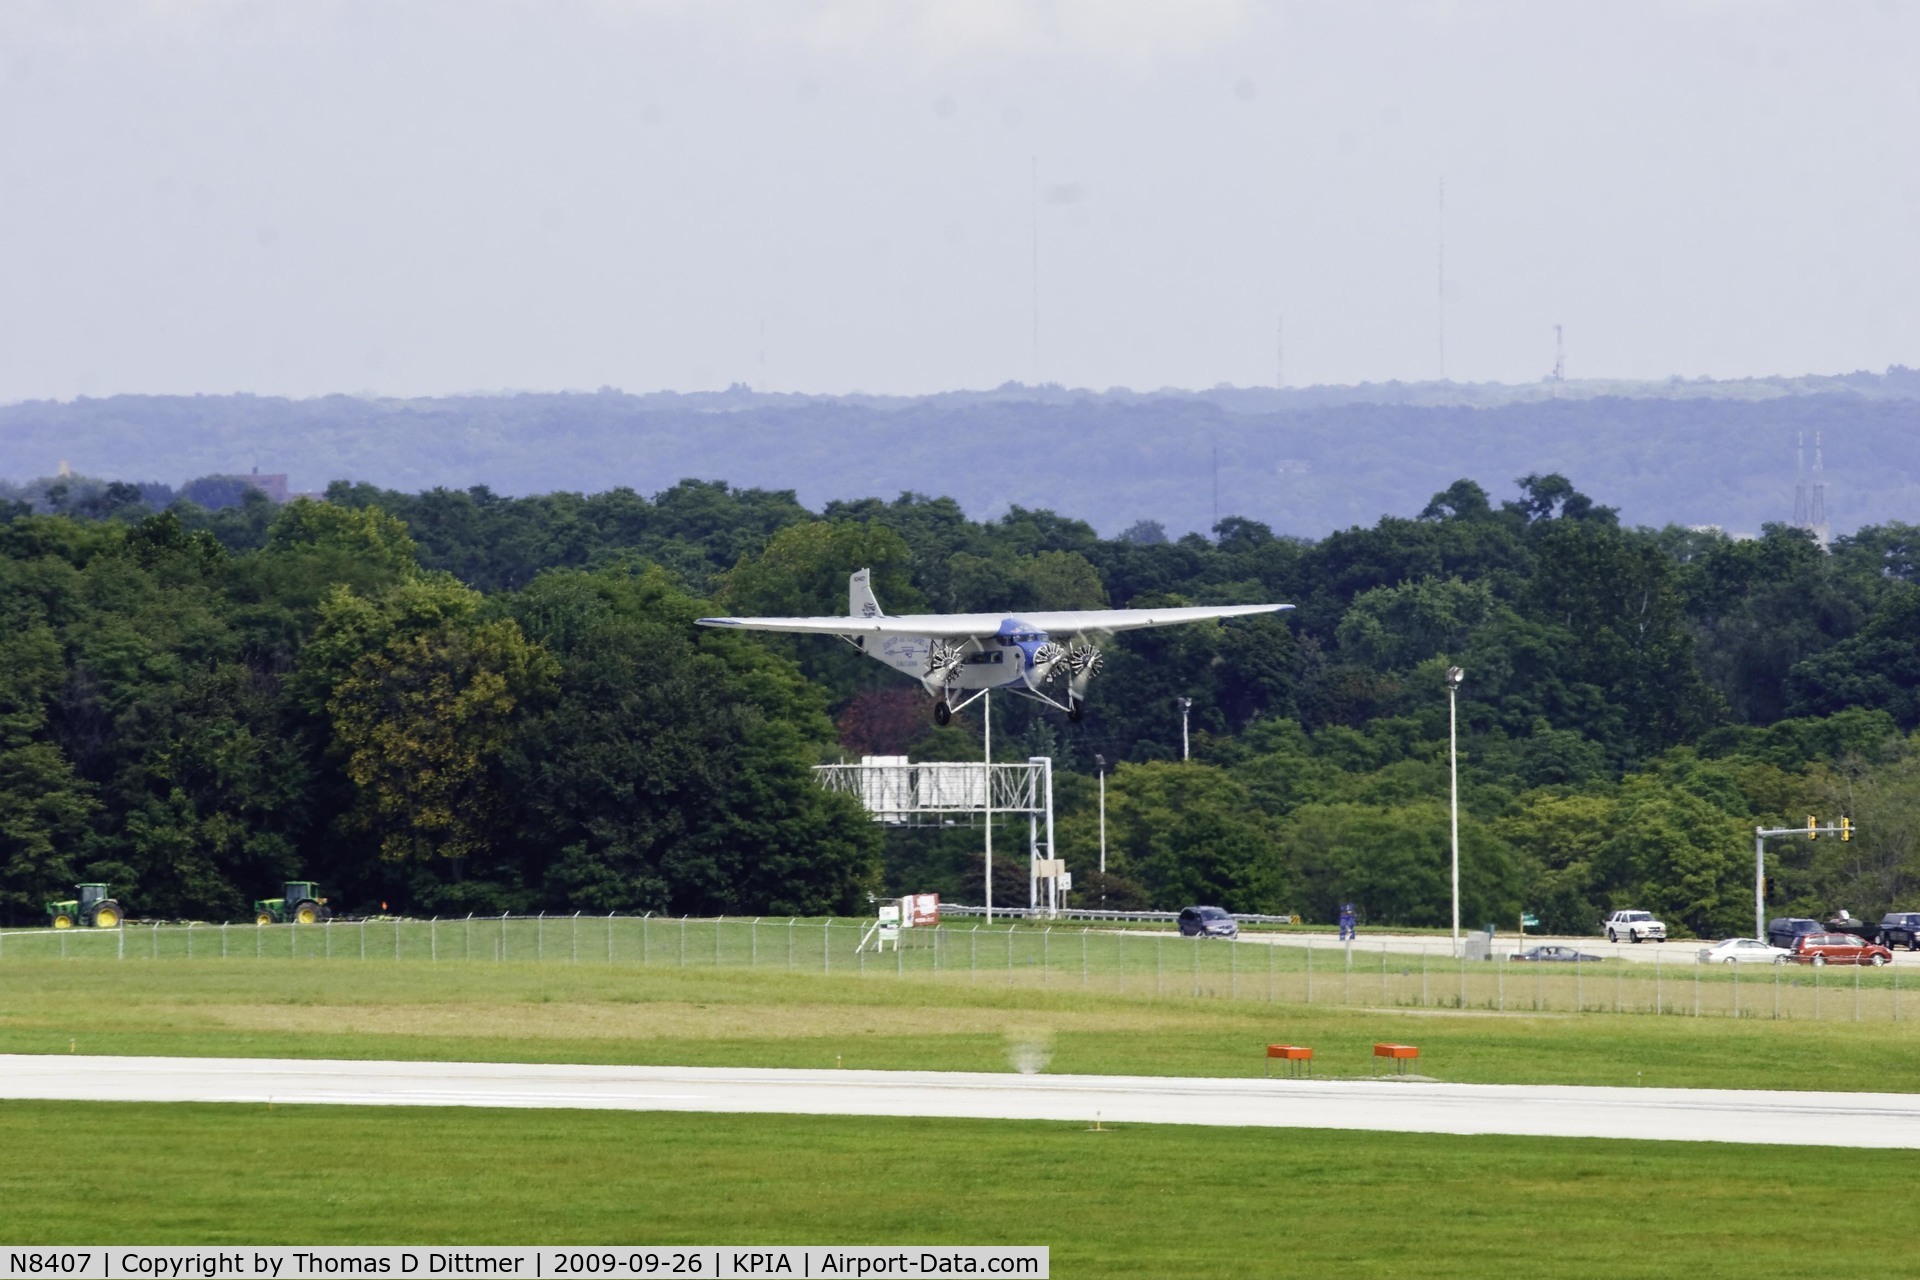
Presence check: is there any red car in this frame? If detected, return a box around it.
[1790,933,1894,967]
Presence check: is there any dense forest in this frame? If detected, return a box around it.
[4,374,1919,540]
[5,469,1920,936]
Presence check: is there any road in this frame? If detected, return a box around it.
[1234,929,1920,967]
[3,1054,1917,1147]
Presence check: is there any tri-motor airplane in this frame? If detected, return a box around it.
[697,569,1293,723]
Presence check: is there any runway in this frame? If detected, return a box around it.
[3,1054,1917,1148]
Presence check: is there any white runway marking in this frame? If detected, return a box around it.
[3,1054,1918,1147]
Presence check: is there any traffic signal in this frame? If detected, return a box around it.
[1808,814,1818,840]
[1841,816,1852,842]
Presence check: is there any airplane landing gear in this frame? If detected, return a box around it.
[1067,697,1084,724]
[933,700,951,726]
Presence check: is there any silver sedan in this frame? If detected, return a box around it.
[1698,937,1791,964]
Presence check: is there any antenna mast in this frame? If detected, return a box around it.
[1030,156,1040,386]
[1793,432,1809,528]
[1436,176,1446,381]
[1811,431,1830,548]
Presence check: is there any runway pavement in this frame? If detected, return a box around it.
[4,1054,1918,1147]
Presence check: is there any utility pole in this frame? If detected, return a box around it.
[983,691,992,924]
[1095,754,1108,907]
[1446,666,1464,956]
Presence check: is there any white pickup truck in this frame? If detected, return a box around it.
[1601,909,1666,943]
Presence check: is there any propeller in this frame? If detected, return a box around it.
[925,639,968,686]
[1064,644,1105,681]
[1033,641,1069,682]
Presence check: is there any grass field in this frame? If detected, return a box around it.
[7,916,1915,1024]
[7,958,1920,1092]
[0,1100,1903,1278]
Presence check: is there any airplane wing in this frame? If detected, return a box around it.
[695,603,1291,638]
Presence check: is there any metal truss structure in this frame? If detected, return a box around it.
[815,756,1059,919]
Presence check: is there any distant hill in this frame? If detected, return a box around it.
[3,371,1917,537]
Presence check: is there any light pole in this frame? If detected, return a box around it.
[1446,666,1464,958]
[1095,753,1108,906]
[1177,698,1193,761]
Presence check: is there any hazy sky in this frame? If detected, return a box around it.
[3,0,1915,401]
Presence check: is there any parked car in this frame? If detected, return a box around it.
[1697,937,1790,965]
[1879,913,1920,951]
[1789,933,1893,967]
[1510,945,1602,962]
[1178,906,1238,939]
[1601,909,1666,943]
[1767,917,1823,951]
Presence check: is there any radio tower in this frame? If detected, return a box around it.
[1793,433,1809,528]
[1811,431,1830,548]
[1436,177,1446,381]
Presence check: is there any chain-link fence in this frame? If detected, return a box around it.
[1,915,1914,1023]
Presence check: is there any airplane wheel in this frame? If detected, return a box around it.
[933,701,951,726]
[1068,697,1084,724]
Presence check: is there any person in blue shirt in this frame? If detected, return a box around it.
[1338,903,1357,941]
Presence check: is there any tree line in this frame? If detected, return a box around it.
[4,471,1920,935]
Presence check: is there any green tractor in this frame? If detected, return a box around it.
[254,881,332,926]
[46,883,125,930]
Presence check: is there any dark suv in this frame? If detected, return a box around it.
[1880,913,1920,951]
[1767,917,1822,951]
[1178,906,1239,939]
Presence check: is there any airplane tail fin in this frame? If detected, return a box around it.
[849,568,884,619]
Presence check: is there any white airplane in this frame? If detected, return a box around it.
[697,569,1293,723]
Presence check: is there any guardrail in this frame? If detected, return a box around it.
[936,905,1303,925]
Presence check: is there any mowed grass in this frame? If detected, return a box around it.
[6,959,1920,1091]
[0,1100,1904,1278]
